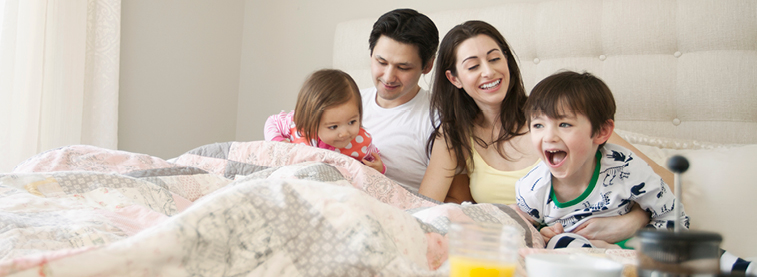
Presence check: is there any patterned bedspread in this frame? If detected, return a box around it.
[0,141,545,277]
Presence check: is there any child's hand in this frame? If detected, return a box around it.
[540,223,564,243]
[362,152,385,173]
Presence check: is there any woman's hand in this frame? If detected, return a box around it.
[570,204,649,243]
[362,152,385,173]
[540,222,620,249]
[588,240,621,249]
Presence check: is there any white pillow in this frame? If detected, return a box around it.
[618,130,757,259]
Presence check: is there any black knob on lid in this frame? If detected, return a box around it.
[667,155,689,174]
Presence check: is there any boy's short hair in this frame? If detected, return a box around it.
[294,69,362,143]
[369,9,439,68]
[525,71,616,137]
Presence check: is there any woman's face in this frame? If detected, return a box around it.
[446,34,510,110]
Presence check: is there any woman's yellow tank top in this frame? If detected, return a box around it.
[468,141,539,205]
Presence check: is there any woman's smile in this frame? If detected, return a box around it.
[479,78,502,91]
[449,34,511,106]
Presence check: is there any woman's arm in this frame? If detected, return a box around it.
[608,132,673,187]
[418,134,459,202]
[566,204,650,243]
[444,174,474,204]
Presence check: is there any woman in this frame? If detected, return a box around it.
[418,20,672,243]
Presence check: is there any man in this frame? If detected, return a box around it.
[360,9,438,193]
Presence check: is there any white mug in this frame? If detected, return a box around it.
[525,254,623,277]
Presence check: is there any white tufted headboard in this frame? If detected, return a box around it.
[333,0,757,145]
[333,0,757,259]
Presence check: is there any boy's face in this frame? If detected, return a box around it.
[529,109,605,183]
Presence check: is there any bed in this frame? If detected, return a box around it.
[2,0,756,276]
[1,142,546,276]
[333,0,757,272]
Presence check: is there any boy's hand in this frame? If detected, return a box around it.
[362,152,385,173]
[540,223,564,243]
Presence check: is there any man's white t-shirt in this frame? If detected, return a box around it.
[360,87,434,193]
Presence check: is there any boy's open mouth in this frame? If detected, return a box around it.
[546,150,567,166]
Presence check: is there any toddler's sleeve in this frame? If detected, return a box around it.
[264,111,293,142]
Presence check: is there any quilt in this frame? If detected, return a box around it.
[0,141,546,277]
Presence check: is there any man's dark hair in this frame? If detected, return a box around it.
[369,9,439,67]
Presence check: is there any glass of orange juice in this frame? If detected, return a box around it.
[448,222,519,277]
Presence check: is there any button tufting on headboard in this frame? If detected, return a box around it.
[333,0,757,144]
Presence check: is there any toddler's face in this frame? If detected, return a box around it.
[529,109,600,182]
[318,100,361,149]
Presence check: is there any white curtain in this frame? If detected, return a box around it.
[0,0,120,171]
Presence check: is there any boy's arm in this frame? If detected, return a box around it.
[512,181,544,229]
[510,202,559,244]
[510,203,539,226]
[634,162,689,230]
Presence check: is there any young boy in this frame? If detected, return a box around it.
[515,71,689,249]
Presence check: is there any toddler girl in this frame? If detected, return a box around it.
[264,69,385,173]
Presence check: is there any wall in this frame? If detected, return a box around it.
[118,0,518,156]
[119,0,244,159]
[235,0,508,141]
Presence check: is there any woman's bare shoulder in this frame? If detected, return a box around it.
[497,131,539,170]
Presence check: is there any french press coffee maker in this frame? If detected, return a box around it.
[636,155,723,277]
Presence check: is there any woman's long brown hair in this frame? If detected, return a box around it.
[427,20,528,175]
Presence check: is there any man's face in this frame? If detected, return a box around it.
[370,35,430,108]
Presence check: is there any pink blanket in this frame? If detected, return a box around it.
[1,141,546,276]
